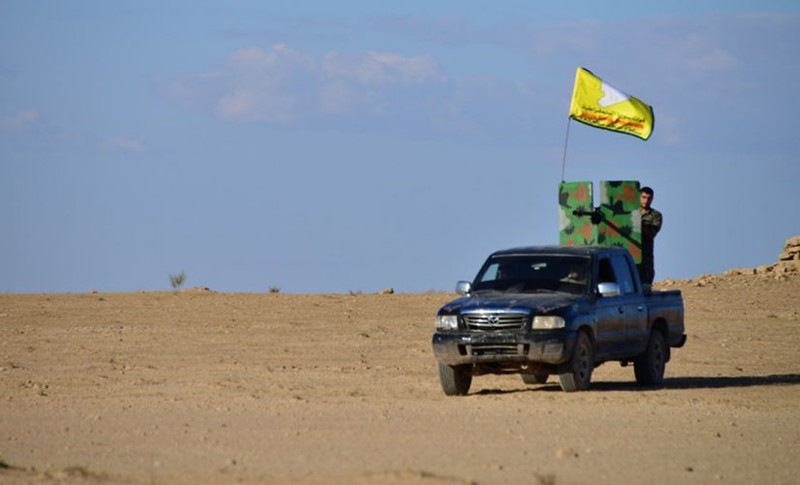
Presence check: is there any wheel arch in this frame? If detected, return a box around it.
[577,324,595,343]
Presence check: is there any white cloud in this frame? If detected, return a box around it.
[0,109,40,132]
[214,44,315,123]
[322,51,445,85]
[153,12,800,145]
[162,43,452,128]
[228,44,315,74]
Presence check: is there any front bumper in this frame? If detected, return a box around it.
[432,330,576,366]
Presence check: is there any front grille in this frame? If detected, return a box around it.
[471,343,524,356]
[461,343,529,357]
[463,312,528,331]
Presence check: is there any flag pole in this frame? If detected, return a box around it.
[561,117,572,182]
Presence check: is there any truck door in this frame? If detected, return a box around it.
[593,257,627,358]
[611,254,648,350]
[594,255,645,358]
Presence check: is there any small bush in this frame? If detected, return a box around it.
[169,271,187,289]
[268,285,281,294]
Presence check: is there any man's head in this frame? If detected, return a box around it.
[640,186,654,210]
[565,263,585,282]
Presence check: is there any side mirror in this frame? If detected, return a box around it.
[598,282,620,297]
[455,280,472,295]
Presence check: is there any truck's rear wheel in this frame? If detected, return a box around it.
[634,329,666,386]
[558,331,593,392]
[521,370,549,385]
[438,363,472,396]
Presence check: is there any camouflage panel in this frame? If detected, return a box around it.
[598,180,642,263]
[558,181,597,246]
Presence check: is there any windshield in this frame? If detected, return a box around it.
[473,255,590,295]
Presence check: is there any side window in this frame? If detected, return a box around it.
[598,258,616,284]
[480,263,500,282]
[610,255,636,294]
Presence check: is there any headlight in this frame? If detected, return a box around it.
[532,315,565,329]
[436,315,459,330]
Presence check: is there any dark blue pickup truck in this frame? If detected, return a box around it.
[432,245,686,394]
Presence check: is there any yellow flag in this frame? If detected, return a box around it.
[569,67,654,140]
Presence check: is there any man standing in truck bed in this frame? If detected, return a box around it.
[638,186,662,288]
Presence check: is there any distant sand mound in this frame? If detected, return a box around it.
[658,235,799,288]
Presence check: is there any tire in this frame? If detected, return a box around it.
[521,370,549,385]
[634,329,667,387]
[438,363,472,396]
[558,331,594,392]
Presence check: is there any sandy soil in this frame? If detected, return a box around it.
[1,268,799,484]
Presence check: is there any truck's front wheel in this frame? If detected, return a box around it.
[438,363,472,396]
[558,331,593,392]
[634,329,666,387]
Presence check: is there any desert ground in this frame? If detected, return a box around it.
[1,252,799,484]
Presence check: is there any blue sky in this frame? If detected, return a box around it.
[2,1,799,293]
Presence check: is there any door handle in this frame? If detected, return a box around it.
[618,307,625,314]
[637,306,644,312]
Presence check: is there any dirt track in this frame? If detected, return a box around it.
[1,269,799,484]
